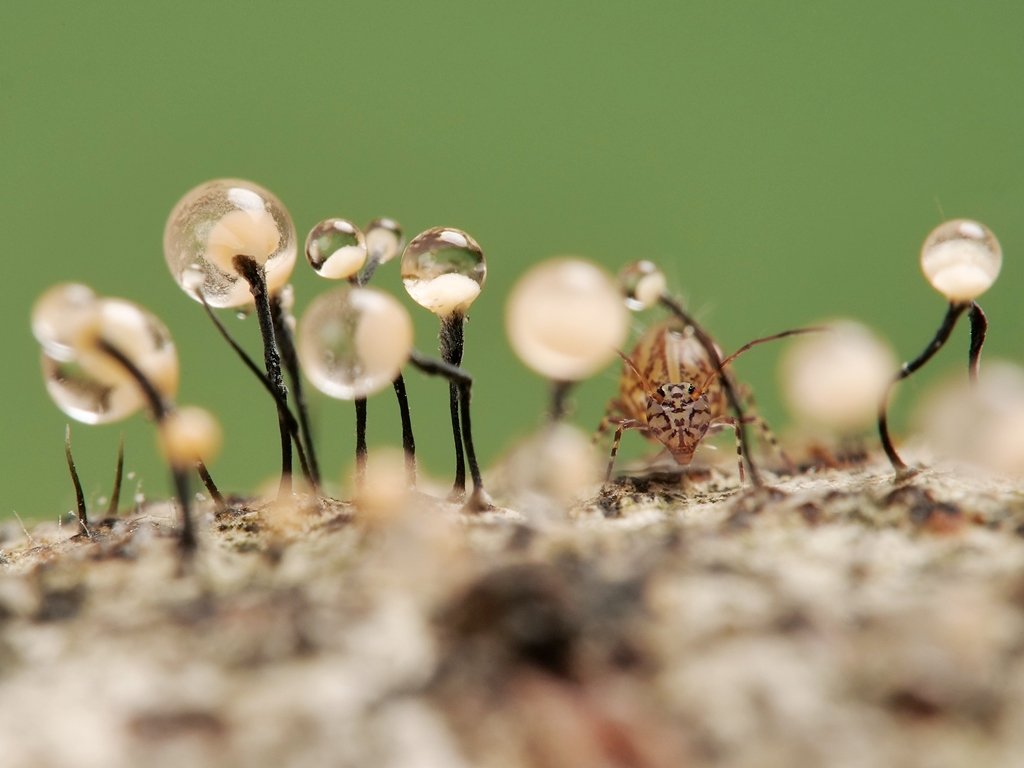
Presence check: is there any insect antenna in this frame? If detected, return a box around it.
[698,327,825,392]
[614,348,663,403]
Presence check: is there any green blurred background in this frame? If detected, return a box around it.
[3,2,1022,522]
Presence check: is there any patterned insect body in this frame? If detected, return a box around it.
[599,318,803,481]
[645,382,714,464]
[601,320,732,465]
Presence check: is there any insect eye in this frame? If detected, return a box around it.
[687,384,696,395]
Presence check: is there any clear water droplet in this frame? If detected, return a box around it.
[618,260,667,311]
[365,217,404,265]
[401,227,486,315]
[305,218,367,280]
[506,258,628,381]
[920,219,1001,302]
[43,350,143,424]
[31,283,99,361]
[38,298,179,424]
[297,284,414,399]
[127,471,136,480]
[163,179,297,308]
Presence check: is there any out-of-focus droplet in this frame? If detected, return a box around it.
[401,227,486,315]
[31,283,99,361]
[297,284,414,400]
[75,298,180,402]
[42,350,143,424]
[365,217,404,265]
[920,219,1001,302]
[506,257,629,381]
[164,178,297,308]
[914,360,1024,475]
[159,406,223,468]
[780,320,894,432]
[306,218,368,280]
[618,260,666,311]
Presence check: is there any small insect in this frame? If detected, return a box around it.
[598,320,811,481]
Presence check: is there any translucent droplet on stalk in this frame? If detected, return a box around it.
[297,285,414,400]
[42,351,144,424]
[920,219,1001,302]
[506,258,629,381]
[780,320,895,431]
[163,178,297,308]
[75,298,180,401]
[618,260,666,311]
[31,283,99,361]
[305,218,368,280]
[401,227,486,315]
[160,406,223,467]
[365,217,404,265]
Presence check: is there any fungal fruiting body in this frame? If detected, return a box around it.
[164,178,299,494]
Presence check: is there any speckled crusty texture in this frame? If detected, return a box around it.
[1,456,1024,768]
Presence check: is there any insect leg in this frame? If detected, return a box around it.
[606,418,644,481]
[738,387,795,473]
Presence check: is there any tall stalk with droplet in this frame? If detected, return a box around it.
[400,227,486,499]
[163,178,299,496]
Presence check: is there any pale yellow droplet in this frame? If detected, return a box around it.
[403,274,482,316]
[506,258,629,381]
[159,406,223,467]
[353,448,411,525]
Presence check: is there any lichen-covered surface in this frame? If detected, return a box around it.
[2,457,1024,767]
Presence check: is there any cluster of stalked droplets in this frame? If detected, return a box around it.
[33,176,1005,553]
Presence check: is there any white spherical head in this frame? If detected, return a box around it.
[920,219,1001,302]
[164,179,297,308]
[401,227,486,315]
[781,320,895,431]
[297,285,414,400]
[506,258,629,381]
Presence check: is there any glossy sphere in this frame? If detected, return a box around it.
[306,218,367,280]
[31,283,99,361]
[920,219,1001,302]
[618,260,667,311]
[365,217,404,265]
[40,298,179,425]
[401,227,486,315]
[297,285,414,400]
[780,320,895,431]
[164,179,297,308]
[506,258,628,381]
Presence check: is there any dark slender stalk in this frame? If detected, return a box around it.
[95,339,195,553]
[409,351,491,510]
[392,374,417,485]
[878,301,968,473]
[271,293,321,485]
[196,290,314,489]
[439,312,467,497]
[196,459,227,513]
[357,254,382,287]
[968,302,988,385]
[233,256,292,497]
[355,397,368,485]
[64,425,88,533]
[657,294,762,487]
[107,434,124,516]
[550,380,574,422]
